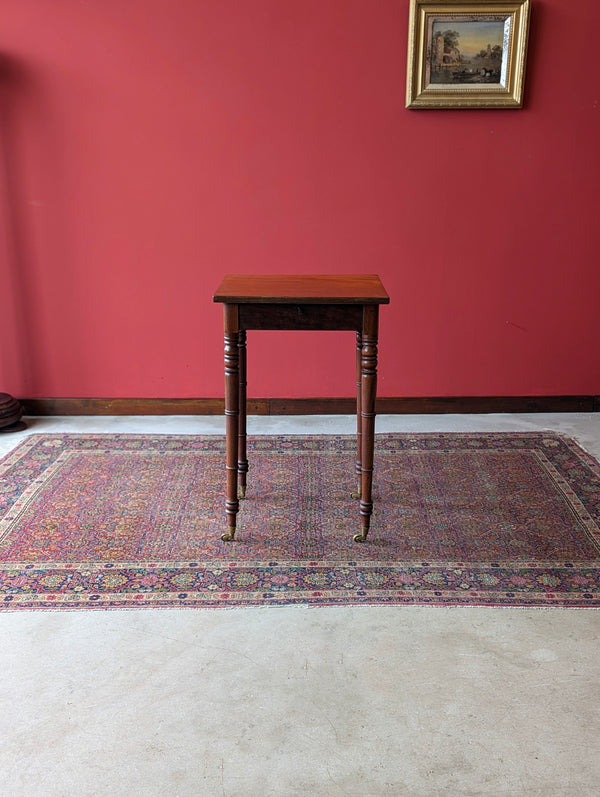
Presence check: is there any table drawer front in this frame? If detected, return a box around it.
[239,303,363,331]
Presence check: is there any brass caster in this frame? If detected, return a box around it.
[221,528,236,542]
[353,532,368,543]
[237,485,246,499]
[350,490,361,500]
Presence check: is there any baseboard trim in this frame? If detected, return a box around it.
[19,395,600,416]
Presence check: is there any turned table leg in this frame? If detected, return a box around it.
[351,331,362,500]
[354,305,379,543]
[237,329,248,499]
[222,304,240,541]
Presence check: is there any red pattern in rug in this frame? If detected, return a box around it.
[1,432,599,609]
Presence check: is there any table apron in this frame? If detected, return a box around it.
[238,303,365,331]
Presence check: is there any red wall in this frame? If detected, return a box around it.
[0,0,598,400]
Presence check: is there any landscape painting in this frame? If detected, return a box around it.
[428,17,509,85]
[405,0,531,109]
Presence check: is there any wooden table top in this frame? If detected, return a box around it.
[213,274,389,305]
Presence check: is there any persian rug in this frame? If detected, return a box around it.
[1,432,599,610]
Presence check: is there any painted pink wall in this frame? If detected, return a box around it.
[0,0,598,400]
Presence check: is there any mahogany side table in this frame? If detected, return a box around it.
[213,274,389,543]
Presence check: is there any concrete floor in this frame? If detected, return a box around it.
[1,413,599,796]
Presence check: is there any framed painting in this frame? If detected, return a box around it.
[406,0,531,108]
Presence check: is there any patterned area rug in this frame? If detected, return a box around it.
[1,432,599,610]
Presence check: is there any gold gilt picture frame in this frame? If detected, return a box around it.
[406,0,531,108]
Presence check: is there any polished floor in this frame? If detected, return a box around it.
[1,413,599,797]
